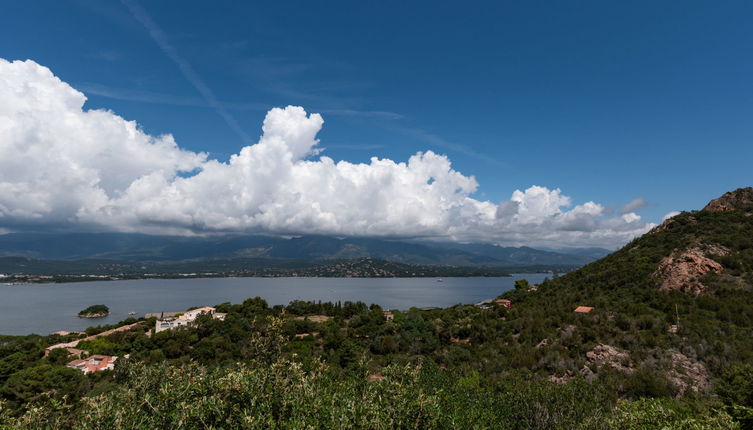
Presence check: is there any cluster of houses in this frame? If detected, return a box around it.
[44,323,145,374]
[475,298,514,311]
[42,306,225,374]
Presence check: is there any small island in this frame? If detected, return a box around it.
[77,304,109,318]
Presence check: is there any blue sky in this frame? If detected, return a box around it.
[1,1,751,246]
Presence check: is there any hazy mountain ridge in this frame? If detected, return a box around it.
[0,233,601,267]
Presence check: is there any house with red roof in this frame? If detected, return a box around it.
[66,355,118,374]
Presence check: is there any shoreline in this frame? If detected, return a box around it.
[0,273,553,287]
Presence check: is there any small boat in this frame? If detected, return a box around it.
[128,311,137,315]
[436,278,443,282]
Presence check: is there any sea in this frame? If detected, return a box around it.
[0,274,550,335]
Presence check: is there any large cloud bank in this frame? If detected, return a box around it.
[0,59,653,247]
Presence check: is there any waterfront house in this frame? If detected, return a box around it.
[495,299,513,308]
[66,355,117,374]
[383,311,394,321]
[155,306,225,333]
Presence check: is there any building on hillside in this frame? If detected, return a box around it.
[294,331,320,339]
[155,306,225,333]
[44,322,142,355]
[67,355,117,374]
[383,311,394,321]
[64,348,87,358]
[574,306,594,313]
[294,315,331,323]
[144,311,182,319]
[495,299,513,308]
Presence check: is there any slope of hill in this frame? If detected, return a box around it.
[496,187,753,401]
[433,242,602,266]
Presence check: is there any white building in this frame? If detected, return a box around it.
[155,306,226,333]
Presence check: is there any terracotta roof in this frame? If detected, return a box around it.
[294,332,320,339]
[574,306,594,313]
[66,354,118,373]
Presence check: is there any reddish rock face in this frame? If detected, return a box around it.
[653,246,728,296]
[703,187,753,212]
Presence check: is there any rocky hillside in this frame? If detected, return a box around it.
[499,187,753,401]
[703,187,753,212]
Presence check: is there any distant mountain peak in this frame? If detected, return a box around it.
[703,187,753,213]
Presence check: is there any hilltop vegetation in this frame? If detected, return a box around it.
[77,305,109,318]
[1,188,753,428]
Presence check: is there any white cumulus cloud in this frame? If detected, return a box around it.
[0,59,654,247]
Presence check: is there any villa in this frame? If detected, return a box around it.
[495,299,513,308]
[66,355,118,374]
[155,306,227,333]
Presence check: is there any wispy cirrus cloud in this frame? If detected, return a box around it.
[80,82,405,121]
[120,0,253,144]
[395,126,510,169]
[78,82,271,111]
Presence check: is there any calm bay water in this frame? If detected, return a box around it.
[0,274,549,335]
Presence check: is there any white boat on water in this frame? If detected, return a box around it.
[436,278,443,282]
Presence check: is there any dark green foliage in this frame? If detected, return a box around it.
[1,365,88,406]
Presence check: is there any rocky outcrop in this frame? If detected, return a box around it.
[665,350,710,396]
[703,187,753,213]
[586,344,633,373]
[653,245,729,296]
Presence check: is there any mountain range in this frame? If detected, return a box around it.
[0,232,610,268]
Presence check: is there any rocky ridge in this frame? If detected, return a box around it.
[702,187,753,213]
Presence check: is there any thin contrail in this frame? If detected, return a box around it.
[120,0,253,144]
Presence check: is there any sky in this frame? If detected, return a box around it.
[0,1,751,248]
